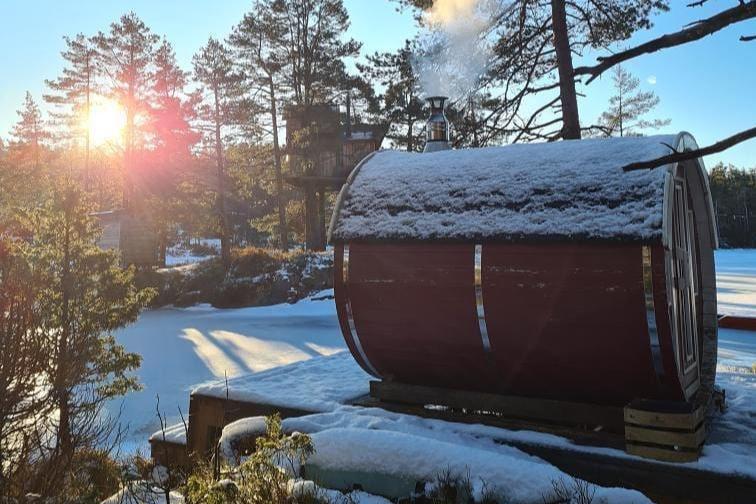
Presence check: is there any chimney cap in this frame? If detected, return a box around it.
[426,96,448,109]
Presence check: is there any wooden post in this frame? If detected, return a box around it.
[317,188,327,251]
[304,185,321,250]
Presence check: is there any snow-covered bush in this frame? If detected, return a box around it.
[139,247,333,309]
[184,414,322,504]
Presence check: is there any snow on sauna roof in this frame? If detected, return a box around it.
[330,134,681,242]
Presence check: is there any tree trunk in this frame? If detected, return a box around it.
[269,78,288,251]
[56,197,73,460]
[213,86,231,271]
[317,188,326,251]
[304,186,321,250]
[85,59,91,192]
[619,84,624,137]
[124,50,136,209]
[407,120,414,152]
[551,0,581,140]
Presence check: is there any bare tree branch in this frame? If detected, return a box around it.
[575,2,756,83]
[622,126,756,171]
[741,34,756,41]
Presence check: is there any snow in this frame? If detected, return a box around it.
[101,484,184,504]
[149,422,187,445]
[218,416,267,459]
[107,290,345,453]
[716,248,756,317]
[286,480,392,503]
[191,351,370,411]
[164,239,220,266]
[290,415,652,503]
[331,135,678,242]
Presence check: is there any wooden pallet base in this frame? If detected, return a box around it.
[624,399,706,463]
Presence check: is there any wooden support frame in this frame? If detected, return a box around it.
[369,381,625,434]
[624,399,706,463]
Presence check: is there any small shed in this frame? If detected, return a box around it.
[329,133,718,406]
[93,209,159,268]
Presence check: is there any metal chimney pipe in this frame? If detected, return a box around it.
[423,96,450,153]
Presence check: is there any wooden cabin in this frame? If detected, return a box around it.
[329,133,718,406]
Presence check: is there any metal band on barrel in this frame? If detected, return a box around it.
[642,245,665,380]
[343,245,380,377]
[475,244,492,353]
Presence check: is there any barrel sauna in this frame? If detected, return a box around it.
[329,133,718,406]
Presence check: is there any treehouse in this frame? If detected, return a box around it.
[284,101,387,250]
[329,132,719,406]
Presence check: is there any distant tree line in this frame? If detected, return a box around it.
[710,163,756,248]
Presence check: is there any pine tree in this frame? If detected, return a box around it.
[230,5,290,250]
[93,13,159,208]
[0,236,48,499]
[359,41,425,152]
[44,33,97,187]
[150,39,200,264]
[273,0,362,107]
[596,65,669,137]
[153,39,197,157]
[10,92,48,170]
[28,186,154,477]
[709,164,756,248]
[193,38,245,270]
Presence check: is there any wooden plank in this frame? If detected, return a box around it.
[370,381,625,433]
[718,315,756,331]
[625,424,706,449]
[625,443,700,463]
[624,404,704,431]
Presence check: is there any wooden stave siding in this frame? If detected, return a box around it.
[335,242,689,406]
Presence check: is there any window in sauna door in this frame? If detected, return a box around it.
[671,177,700,393]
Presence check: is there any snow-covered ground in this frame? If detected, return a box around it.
[164,238,221,266]
[716,249,756,318]
[109,290,344,452]
[110,249,756,461]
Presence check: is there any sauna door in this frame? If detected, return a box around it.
[670,177,700,396]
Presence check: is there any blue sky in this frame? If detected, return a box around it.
[1,0,753,167]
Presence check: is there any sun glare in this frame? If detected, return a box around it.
[87,97,126,147]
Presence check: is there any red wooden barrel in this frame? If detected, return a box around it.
[330,134,719,406]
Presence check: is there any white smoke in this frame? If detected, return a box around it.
[412,0,500,100]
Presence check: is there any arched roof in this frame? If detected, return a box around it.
[329,134,703,243]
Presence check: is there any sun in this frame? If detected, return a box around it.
[87,97,126,147]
